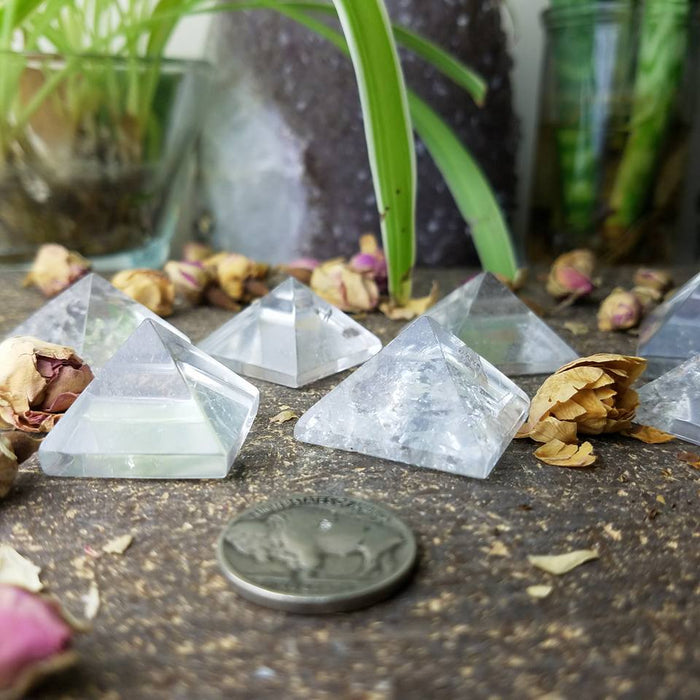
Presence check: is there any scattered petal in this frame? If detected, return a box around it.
[269,409,299,425]
[83,583,100,621]
[563,321,589,336]
[102,535,133,555]
[526,585,553,599]
[379,282,439,321]
[487,541,510,557]
[0,545,42,592]
[528,549,599,575]
[534,439,596,467]
[603,524,622,541]
[677,451,700,469]
[622,425,675,444]
[656,494,666,505]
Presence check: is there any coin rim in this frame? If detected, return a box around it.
[216,494,417,613]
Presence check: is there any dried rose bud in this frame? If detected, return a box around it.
[215,254,255,301]
[182,242,215,263]
[597,287,642,331]
[111,269,175,317]
[546,249,596,299]
[280,258,319,285]
[311,259,379,312]
[633,268,672,293]
[163,261,210,305]
[350,234,387,292]
[631,285,663,315]
[0,585,77,698]
[0,337,93,433]
[0,432,41,498]
[23,244,91,297]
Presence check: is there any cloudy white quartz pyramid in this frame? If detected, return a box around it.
[39,320,259,479]
[294,316,530,479]
[638,271,700,377]
[425,272,578,375]
[198,277,382,387]
[636,354,700,446]
[7,273,188,370]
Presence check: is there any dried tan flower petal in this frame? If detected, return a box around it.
[269,409,299,425]
[563,321,589,336]
[111,269,175,317]
[379,282,439,321]
[622,425,675,444]
[526,585,553,599]
[534,439,596,467]
[528,549,599,575]
[102,535,133,555]
[0,545,42,592]
[525,416,578,444]
[677,451,700,469]
[23,244,91,297]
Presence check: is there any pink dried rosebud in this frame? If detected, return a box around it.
[350,234,388,292]
[546,249,596,298]
[633,268,672,293]
[631,285,663,315]
[23,244,91,297]
[0,337,93,433]
[311,259,379,312]
[111,269,175,317]
[597,288,642,331]
[182,242,215,263]
[0,585,77,698]
[163,261,210,305]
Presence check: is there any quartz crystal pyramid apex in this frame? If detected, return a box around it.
[637,271,700,377]
[39,320,259,479]
[425,272,578,375]
[636,354,700,446]
[198,277,382,387]
[294,316,530,479]
[7,273,188,370]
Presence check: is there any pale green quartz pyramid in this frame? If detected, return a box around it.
[425,272,578,375]
[7,273,188,370]
[636,354,700,446]
[295,317,530,479]
[638,271,700,378]
[39,320,259,478]
[198,277,382,388]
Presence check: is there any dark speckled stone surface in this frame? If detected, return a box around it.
[1,268,698,699]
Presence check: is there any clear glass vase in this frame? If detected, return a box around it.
[528,1,696,263]
[0,53,210,269]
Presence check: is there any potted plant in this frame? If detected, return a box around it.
[1,0,519,305]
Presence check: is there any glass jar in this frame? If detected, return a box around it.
[528,0,696,263]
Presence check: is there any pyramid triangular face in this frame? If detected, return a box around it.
[198,278,382,387]
[7,274,189,370]
[39,320,259,479]
[294,316,529,479]
[425,272,578,375]
[636,354,700,446]
[638,271,700,377]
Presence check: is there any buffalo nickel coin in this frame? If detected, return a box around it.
[217,494,417,613]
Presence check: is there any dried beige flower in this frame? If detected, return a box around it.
[631,285,663,315]
[379,282,440,321]
[633,268,672,293]
[311,259,379,312]
[0,337,94,433]
[111,269,175,317]
[163,260,211,304]
[597,287,642,331]
[23,244,91,297]
[546,249,596,299]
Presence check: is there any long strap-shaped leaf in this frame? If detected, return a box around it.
[329,0,416,304]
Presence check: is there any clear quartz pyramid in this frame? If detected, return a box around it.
[198,277,382,388]
[637,271,700,377]
[636,354,700,446]
[39,320,259,479]
[425,272,578,375]
[294,316,530,479]
[7,273,188,370]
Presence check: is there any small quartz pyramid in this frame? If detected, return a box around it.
[638,271,700,377]
[198,277,382,387]
[636,354,700,446]
[425,272,578,375]
[7,273,188,370]
[294,316,529,478]
[39,320,259,479]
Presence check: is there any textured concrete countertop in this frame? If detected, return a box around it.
[0,268,698,699]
